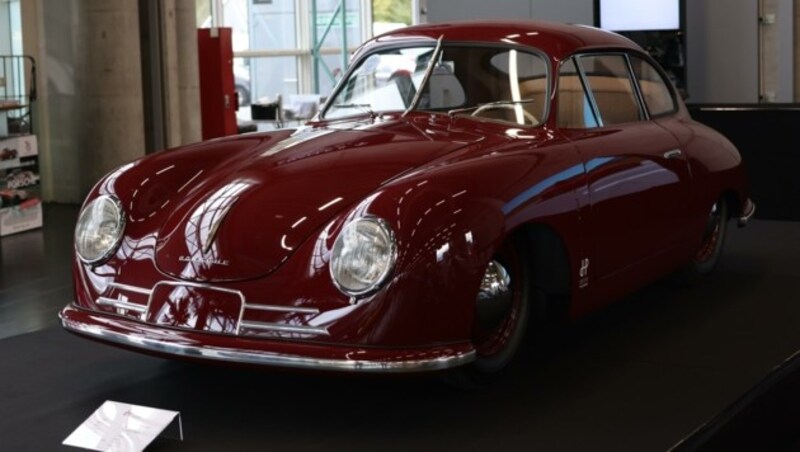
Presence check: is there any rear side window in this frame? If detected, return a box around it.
[577,55,643,125]
[556,58,599,129]
[629,56,677,117]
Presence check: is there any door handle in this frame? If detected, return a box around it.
[663,149,683,159]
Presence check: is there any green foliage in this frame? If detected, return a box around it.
[373,0,412,25]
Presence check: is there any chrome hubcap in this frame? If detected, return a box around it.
[475,260,513,334]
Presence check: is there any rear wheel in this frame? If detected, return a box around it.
[681,198,728,281]
[444,237,544,387]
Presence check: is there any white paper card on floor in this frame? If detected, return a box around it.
[62,400,183,451]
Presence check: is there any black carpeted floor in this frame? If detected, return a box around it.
[1,207,799,451]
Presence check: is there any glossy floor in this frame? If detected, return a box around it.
[1,204,799,450]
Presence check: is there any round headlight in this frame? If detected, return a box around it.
[330,217,397,297]
[75,195,125,264]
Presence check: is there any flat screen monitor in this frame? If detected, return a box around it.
[599,0,680,32]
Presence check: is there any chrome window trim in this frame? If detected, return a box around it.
[624,53,650,121]
[626,53,680,119]
[573,54,604,128]
[574,52,646,127]
[563,56,603,128]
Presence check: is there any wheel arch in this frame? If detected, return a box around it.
[721,189,741,219]
[509,221,572,323]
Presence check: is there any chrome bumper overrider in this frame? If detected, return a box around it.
[60,305,476,373]
[738,198,756,227]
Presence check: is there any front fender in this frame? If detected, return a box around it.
[318,146,586,346]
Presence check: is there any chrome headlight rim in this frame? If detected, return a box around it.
[75,194,126,265]
[329,215,398,298]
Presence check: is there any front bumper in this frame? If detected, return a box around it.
[59,304,475,373]
[738,198,756,227]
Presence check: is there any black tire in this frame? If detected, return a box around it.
[443,236,545,388]
[681,198,728,282]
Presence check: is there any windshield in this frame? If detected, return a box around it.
[324,44,550,126]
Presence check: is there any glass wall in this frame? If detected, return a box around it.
[198,0,414,123]
[249,0,299,102]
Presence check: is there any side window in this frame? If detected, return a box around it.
[577,54,642,125]
[629,56,677,117]
[557,58,599,128]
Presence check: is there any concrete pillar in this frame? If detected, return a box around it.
[795,0,800,101]
[759,0,779,102]
[175,0,202,146]
[23,0,146,201]
[20,0,53,201]
[82,0,147,186]
[160,0,202,149]
[160,0,181,148]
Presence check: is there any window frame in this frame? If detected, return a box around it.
[626,52,680,119]
[556,56,601,129]
[575,52,646,127]
[556,50,680,129]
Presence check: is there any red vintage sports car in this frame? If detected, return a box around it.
[61,21,753,382]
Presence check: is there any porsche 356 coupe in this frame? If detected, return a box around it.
[60,21,753,381]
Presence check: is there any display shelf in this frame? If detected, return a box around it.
[0,55,40,237]
[0,134,41,236]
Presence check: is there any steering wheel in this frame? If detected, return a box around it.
[471,103,538,125]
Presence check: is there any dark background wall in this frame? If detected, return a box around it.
[689,106,800,221]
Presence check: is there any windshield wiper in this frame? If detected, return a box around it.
[447,98,537,116]
[332,103,376,118]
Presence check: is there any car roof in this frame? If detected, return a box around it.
[368,20,641,61]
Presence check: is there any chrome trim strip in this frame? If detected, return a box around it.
[738,199,756,227]
[97,296,148,313]
[244,304,319,314]
[109,282,153,296]
[61,315,476,373]
[239,320,329,335]
[100,280,326,336]
[663,149,683,159]
[694,106,800,112]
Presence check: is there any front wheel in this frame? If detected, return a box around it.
[443,237,544,388]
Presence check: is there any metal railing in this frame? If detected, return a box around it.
[0,55,37,134]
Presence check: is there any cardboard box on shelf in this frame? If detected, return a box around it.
[0,134,42,236]
[0,200,42,237]
[0,134,37,158]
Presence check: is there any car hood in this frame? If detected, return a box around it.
[116,117,484,282]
